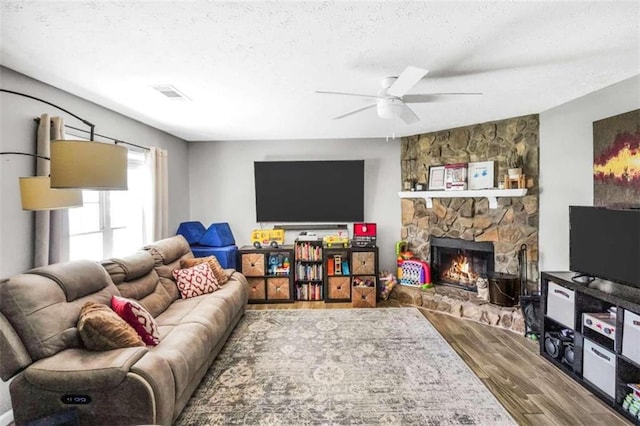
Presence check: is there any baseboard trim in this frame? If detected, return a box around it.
[0,409,13,426]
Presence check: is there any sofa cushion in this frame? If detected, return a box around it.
[181,256,229,286]
[172,263,219,299]
[198,222,235,247]
[144,235,193,303]
[30,260,113,302]
[77,302,144,351]
[105,251,155,282]
[150,322,215,401]
[111,296,160,346]
[176,221,206,245]
[0,261,120,361]
[156,295,232,334]
[102,251,175,318]
[145,235,192,267]
[0,312,32,380]
[24,347,147,391]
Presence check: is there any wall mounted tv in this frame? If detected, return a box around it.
[254,160,364,222]
[569,206,640,288]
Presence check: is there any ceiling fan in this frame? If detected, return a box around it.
[317,66,482,124]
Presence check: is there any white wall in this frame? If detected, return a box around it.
[539,75,640,272]
[0,67,190,421]
[188,138,401,272]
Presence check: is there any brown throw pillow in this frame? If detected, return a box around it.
[181,255,229,285]
[77,302,145,351]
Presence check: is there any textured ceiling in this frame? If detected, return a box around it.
[1,1,639,141]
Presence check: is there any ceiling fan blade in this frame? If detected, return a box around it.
[402,95,438,103]
[403,93,483,103]
[399,104,420,125]
[386,66,429,97]
[424,92,483,95]
[333,104,377,120]
[316,90,380,99]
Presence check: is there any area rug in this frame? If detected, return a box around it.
[175,308,515,425]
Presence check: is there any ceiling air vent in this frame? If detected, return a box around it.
[152,85,190,100]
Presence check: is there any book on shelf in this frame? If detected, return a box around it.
[296,282,323,301]
[295,242,322,261]
[296,263,322,281]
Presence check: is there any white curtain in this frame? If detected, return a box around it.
[34,114,69,267]
[145,147,169,242]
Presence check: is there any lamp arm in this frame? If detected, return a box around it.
[0,89,95,140]
[0,151,50,161]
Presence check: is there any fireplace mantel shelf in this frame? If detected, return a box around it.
[398,188,528,209]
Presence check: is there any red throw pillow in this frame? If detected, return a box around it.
[172,262,219,299]
[111,295,160,346]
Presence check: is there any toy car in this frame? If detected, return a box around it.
[251,229,285,248]
[323,234,349,248]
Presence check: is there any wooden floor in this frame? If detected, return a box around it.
[247,301,631,426]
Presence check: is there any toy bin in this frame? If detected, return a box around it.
[623,309,640,365]
[546,281,575,329]
[582,338,616,398]
[241,253,265,277]
[352,286,376,308]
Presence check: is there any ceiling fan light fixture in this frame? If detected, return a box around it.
[377,98,404,119]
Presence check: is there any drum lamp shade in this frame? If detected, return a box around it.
[19,176,83,210]
[50,140,128,190]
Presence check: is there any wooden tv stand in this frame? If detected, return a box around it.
[540,271,640,424]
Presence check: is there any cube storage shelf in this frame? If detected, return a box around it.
[325,246,378,305]
[240,244,378,305]
[238,245,294,303]
[324,246,352,303]
[295,240,325,301]
[541,272,640,424]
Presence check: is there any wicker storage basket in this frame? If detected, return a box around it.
[267,277,290,300]
[241,253,265,276]
[352,286,376,308]
[351,251,375,275]
[247,278,266,301]
[328,277,351,300]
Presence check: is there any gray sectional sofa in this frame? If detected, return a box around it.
[0,235,249,425]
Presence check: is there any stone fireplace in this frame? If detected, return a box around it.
[430,237,494,291]
[400,114,539,289]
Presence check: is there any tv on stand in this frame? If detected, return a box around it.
[569,206,640,288]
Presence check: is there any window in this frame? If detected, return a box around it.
[69,148,149,261]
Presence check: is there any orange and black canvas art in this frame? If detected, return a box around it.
[593,109,640,207]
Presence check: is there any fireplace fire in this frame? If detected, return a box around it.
[430,237,494,291]
[442,254,480,286]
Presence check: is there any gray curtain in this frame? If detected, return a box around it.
[145,147,169,242]
[34,114,69,267]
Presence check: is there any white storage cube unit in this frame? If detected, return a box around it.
[583,338,616,399]
[546,281,575,329]
[623,310,640,365]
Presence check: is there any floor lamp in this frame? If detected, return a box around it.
[0,89,128,210]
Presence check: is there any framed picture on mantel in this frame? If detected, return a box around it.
[468,161,495,190]
[428,166,446,190]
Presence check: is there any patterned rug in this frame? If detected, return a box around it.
[175,308,515,425]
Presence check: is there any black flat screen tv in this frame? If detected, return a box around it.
[569,206,640,288]
[254,160,364,223]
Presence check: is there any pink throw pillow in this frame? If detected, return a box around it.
[172,262,219,299]
[111,295,160,346]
